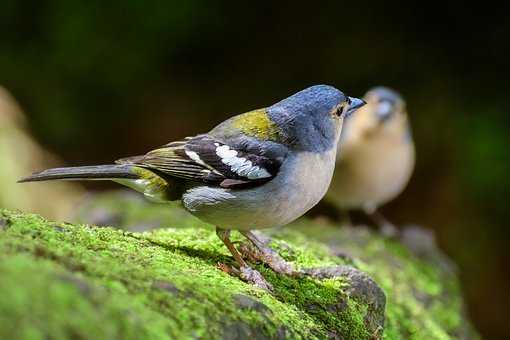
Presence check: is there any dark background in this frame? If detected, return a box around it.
[2,1,509,338]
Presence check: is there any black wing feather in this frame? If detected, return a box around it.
[117,135,284,188]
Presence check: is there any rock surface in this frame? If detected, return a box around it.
[0,194,478,339]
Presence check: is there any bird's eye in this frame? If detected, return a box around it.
[335,105,344,117]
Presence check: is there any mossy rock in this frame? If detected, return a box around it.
[0,195,477,339]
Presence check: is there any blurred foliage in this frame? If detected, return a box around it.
[1,1,509,338]
[0,87,82,219]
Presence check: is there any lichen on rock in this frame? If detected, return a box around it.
[0,195,478,339]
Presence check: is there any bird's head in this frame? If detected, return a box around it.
[267,85,365,152]
[340,86,410,145]
[366,87,407,123]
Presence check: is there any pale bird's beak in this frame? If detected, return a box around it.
[346,97,366,117]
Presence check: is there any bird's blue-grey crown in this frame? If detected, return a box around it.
[267,85,365,153]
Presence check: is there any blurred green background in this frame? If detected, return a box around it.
[1,1,509,338]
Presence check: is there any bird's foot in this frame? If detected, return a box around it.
[217,263,273,291]
[379,222,399,238]
[239,242,299,277]
[216,227,273,291]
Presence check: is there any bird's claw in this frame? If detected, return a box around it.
[239,266,273,291]
[217,262,273,291]
[239,243,299,277]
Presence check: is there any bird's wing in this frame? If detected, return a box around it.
[116,135,285,188]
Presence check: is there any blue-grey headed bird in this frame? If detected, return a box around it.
[327,86,415,235]
[19,85,366,290]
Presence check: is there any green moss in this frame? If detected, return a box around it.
[0,209,383,340]
[0,199,478,339]
[282,221,478,340]
[0,255,174,340]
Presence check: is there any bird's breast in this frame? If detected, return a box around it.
[330,133,415,209]
[181,148,337,230]
[279,149,337,213]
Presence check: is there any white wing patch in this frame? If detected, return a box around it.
[185,150,205,166]
[185,149,223,176]
[215,145,272,179]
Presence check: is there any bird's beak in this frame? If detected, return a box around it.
[346,97,366,117]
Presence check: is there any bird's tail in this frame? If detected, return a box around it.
[19,165,175,202]
[18,165,139,183]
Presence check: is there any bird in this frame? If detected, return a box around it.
[326,86,415,236]
[19,85,366,290]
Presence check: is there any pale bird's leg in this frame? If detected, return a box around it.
[239,230,299,276]
[215,227,273,291]
[365,209,399,238]
[341,210,354,227]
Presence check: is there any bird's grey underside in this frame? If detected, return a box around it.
[182,148,338,230]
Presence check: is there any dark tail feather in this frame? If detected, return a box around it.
[18,165,139,183]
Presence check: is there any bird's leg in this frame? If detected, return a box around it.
[215,227,273,291]
[239,230,299,276]
[365,209,399,238]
